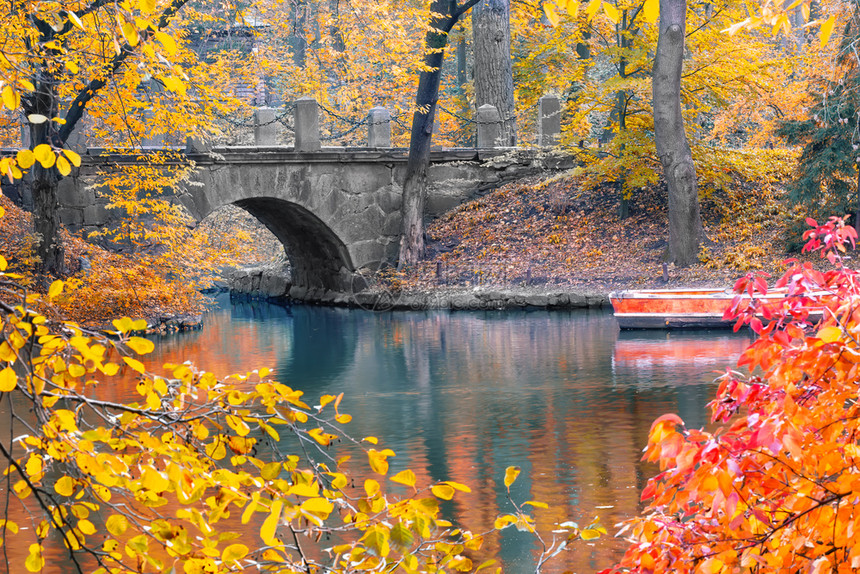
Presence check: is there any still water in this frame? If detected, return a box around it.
[146,295,750,573]
[9,296,752,573]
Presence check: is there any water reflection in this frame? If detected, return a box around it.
[11,296,752,573]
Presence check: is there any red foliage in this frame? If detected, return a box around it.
[604,216,860,574]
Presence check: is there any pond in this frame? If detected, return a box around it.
[6,295,751,573]
[144,295,750,573]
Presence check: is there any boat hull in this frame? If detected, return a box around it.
[610,289,742,329]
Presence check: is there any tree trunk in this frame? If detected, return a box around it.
[399,0,481,267]
[27,73,66,277]
[472,0,516,145]
[457,34,468,95]
[289,0,308,67]
[653,0,702,266]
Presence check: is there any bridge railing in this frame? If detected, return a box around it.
[214,95,563,152]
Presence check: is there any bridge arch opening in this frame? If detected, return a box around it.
[225,197,354,292]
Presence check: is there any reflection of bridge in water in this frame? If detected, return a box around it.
[3,96,574,302]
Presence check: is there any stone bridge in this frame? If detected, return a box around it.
[6,96,573,300]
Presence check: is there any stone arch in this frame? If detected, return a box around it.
[229,197,354,292]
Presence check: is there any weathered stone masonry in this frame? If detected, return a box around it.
[3,97,572,300]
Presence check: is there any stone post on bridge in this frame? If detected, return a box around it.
[60,99,91,154]
[539,94,561,147]
[254,107,280,146]
[141,109,164,147]
[294,97,321,152]
[477,104,501,149]
[367,107,391,148]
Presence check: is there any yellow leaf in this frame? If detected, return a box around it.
[1,86,19,111]
[48,279,63,299]
[445,481,471,492]
[364,479,380,497]
[106,514,129,537]
[301,497,334,517]
[567,1,580,17]
[16,149,35,169]
[123,357,145,374]
[122,21,140,46]
[524,500,549,509]
[543,3,561,26]
[25,455,42,478]
[33,144,55,168]
[55,476,75,497]
[642,0,659,23]
[56,155,71,176]
[0,367,17,392]
[63,149,81,167]
[260,500,282,545]
[222,543,248,562]
[585,0,602,20]
[391,469,416,488]
[126,336,154,355]
[431,483,455,500]
[603,2,620,23]
[25,544,44,572]
[494,514,517,530]
[289,482,319,497]
[155,31,177,54]
[113,317,133,333]
[817,326,842,343]
[141,0,156,13]
[504,466,520,489]
[363,436,378,445]
[580,528,601,540]
[226,414,250,437]
[0,255,6,271]
[162,75,185,94]
[820,15,836,47]
[0,520,18,534]
[77,519,96,535]
[368,449,393,475]
[261,462,281,480]
[141,467,169,492]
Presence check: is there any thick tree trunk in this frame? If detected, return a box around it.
[32,165,63,276]
[289,0,308,67]
[27,76,66,277]
[472,0,516,145]
[653,0,702,266]
[399,0,480,267]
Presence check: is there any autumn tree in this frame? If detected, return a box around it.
[779,2,860,241]
[0,0,238,278]
[473,0,516,145]
[399,0,483,266]
[653,0,703,266]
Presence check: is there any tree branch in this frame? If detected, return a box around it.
[58,0,191,143]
